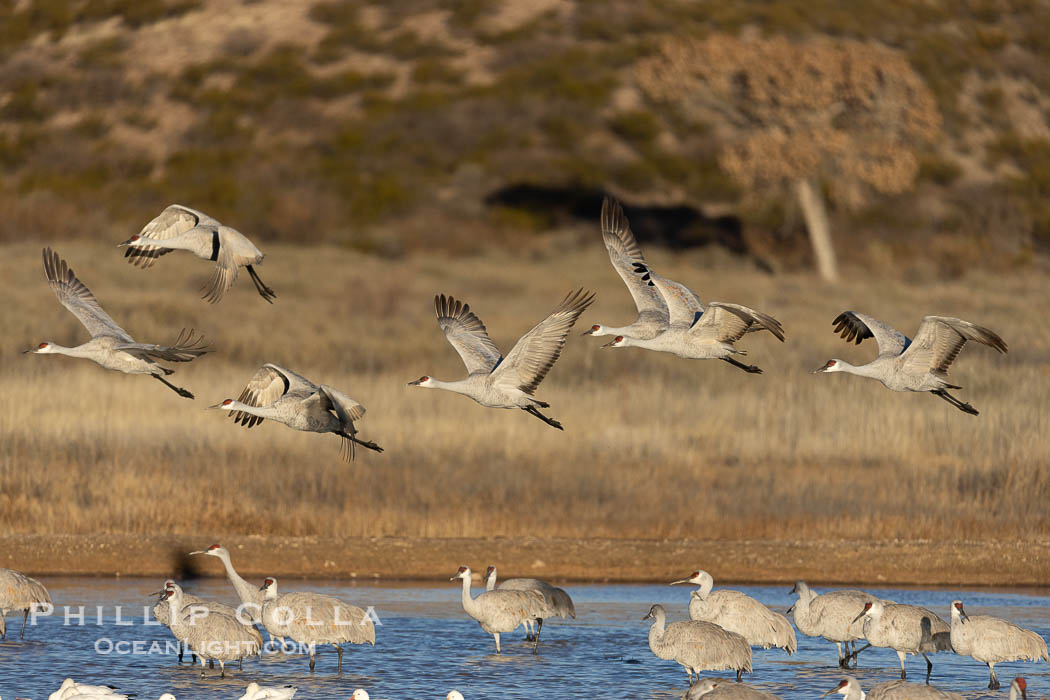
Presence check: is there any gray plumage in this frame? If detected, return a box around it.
[684,678,782,700]
[670,570,795,654]
[118,204,275,303]
[259,576,375,671]
[163,584,261,678]
[644,604,753,684]
[409,289,595,430]
[28,248,208,399]
[188,545,267,629]
[853,599,951,682]
[582,197,669,340]
[604,262,784,373]
[0,567,51,640]
[789,581,884,668]
[949,600,1048,689]
[821,676,964,700]
[451,566,546,654]
[209,364,382,461]
[816,311,1007,415]
[483,566,575,645]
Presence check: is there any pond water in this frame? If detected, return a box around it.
[2,578,1048,700]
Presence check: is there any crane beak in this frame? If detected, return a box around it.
[205,402,226,410]
[580,328,596,336]
[188,550,206,555]
[669,579,690,585]
[149,589,166,596]
[600,340,616,348]
[786,604,795,615]
[407,379,423,386]
[851,611,866,624]
[818,687,840,698]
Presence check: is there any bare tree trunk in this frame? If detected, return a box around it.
[795,176,839,282]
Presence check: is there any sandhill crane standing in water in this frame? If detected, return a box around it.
[815,311,1007,415]
[684,677,783,700]
[852,599,951,682]
[209,364,382,461]
[483,565,576,644]
[789,581,882,668]
[162,584,262,678]
[0,567,51,640]
[450,566,546,654]
[670,570,796,654]
[118,204,275,303]
[188,545,269,634]
[644,603,753,684]
[602,262,784,373]
[949,600,1048,689]
[582,197,669,340]
[409,289,595,430]
[259,576,375,671]
[27,248,208,399]
[820,675,964,700]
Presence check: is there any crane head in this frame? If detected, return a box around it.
[581,324,602,336]
[814,359,841,373]
[819,679,852,697]
[852,601,874,624]
[407,376,432,387]
[951,600,970,622]
[259,577,276,591]
[450,566,470,581]
[23,342,53,354]
[1013,678,1027,700]
[600,335,627,349]
[642,604,663,621]
[188,543,225,557]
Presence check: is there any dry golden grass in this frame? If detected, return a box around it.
[1,236,1047,541]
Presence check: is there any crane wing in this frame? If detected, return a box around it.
[689,303,785,343]
[121,204,215,268]
[832,311,911,357]
[435,294,502,374]
[900,316,1007,376]
[492,288,594,395]
[631,262,704,329]
[601,197,668,325]
[229,363,314,427]
[43,247,132,342]
[114,328,210,362]
[199,240,243,304]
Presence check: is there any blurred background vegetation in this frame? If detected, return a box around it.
[1,0,1049,275]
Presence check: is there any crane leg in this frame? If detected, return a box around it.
[836,642,847,668]
[535,618,544,645]
[20,609,29,639]
[897,650,907,679]
[522,404,563,430]
[246,265,277,304]
[336,644,343,671]
[736,669,743,682]
[178,641,183,663]
[932,389,979,415]
[152,374,194,399]
[923,653,933,684]
[846,642,870,667]
[721,357,762,374]
[522,620,532,642]
[209,659,215,668]
[494,632,501,654]
[988,664,999,690]
[220,661,226,679]
[309,647,316,672]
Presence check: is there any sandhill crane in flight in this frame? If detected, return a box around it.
[450,566,546,654]
[852,600,951,682]
[815,311,1007,415]
[820,675,964,700]
[483,565,576,644]
[671,570,796,654]
[949,600,1048,689]
[162,585,262,678]
[788,581,883,668]
[409,289,595,430]
[602,262,783,372]
[118,204,275,303]
[644,604,752,683]
[582,197,669,340]
[259,576,375,671]
[685,677,783,700]
[0,567,51,640]
[209,364,382,461]
[27,248,208,399]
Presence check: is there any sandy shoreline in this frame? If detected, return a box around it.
[1,535,1048,586]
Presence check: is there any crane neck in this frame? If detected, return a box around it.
[647,608,666,648]
[835,360,882,379]
[215,550,258,608]
[693,576,714,599]
[459,576,479,616]
[485,571,496,592]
